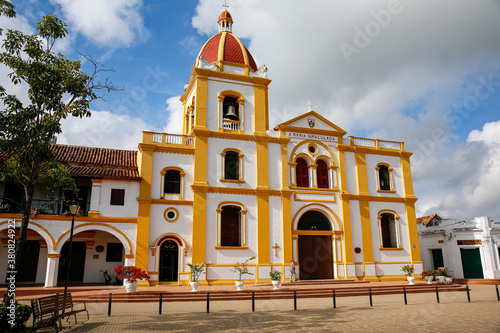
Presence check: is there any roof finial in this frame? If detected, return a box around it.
[222,0,229,10]
[306,101,313,111]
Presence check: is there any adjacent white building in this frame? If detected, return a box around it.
[418,214,500,279]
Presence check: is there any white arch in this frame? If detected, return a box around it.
[54,223,133,255]
[0,220,56,252]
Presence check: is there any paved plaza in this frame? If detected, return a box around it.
[27,285,500,332]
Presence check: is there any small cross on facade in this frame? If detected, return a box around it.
[306,101,313,111]
[272,243,280,257]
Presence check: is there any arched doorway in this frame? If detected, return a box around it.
[297,211,334,280]
[159,239,179,282]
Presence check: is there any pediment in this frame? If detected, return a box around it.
[274,111,346,137]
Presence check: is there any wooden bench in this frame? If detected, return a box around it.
[31,293,89,332]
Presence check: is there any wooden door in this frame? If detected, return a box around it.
[298,236,333,280]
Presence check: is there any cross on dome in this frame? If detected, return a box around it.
[218,0,233,32]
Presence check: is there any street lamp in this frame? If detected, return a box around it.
[64,202,80,294]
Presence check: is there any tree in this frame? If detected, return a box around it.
[0,0,16,35]
[0,13,118,301]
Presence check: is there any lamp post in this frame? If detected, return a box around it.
[64,202,80,294]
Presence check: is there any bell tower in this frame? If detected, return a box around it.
[179,8,273,270]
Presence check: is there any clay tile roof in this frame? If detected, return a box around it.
[224,34,245,64]
[416,213,441,225]
[219,10,232,20]
[201,34,222,64]
[52,144,140,181]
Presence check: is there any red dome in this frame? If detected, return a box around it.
[218,10,232,22]
[193,10,258,74]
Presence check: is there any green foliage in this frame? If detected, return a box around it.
[436,267,452,277]
[269,270,282,281]
[0,0,16,35]
[0,302,32,330]
[0,12,118,305]
[231,256,255,280]
[187,262,205,282]
[401,265,414,276]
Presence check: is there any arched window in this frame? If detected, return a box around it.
[164,170,181,194]
[161,167,185,199]
[296,158,309,187]
[380,213,399,248]
[377,164,393,192]
[219,92,245,132]
[316,160,329,189]
[220,206,241,247]
[224,151,239,180]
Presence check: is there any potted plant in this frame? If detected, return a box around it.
[187,262,205,292]
[270,270,282,290]
[401,265,415,285]
[421,269,436,284]
[231,256,255,291]
[436,267,452,284]
[114,265,150,293]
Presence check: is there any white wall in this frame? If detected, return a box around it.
[98,180,139,218]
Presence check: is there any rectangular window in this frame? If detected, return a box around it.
[110,189,125,206]
[106,243,124,262]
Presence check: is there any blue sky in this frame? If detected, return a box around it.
[2,0,500,221]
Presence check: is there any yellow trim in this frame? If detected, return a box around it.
[308,143,319,155]
[379,247,404,251]
[0,220,56,250]
[274,111,347,136]
[215,246,249,250]
[376,209,402,249]
[216,202,247,247]
[375,163,394,192]
[220,148,245,182]
[256,194,270,267]
[292,203,341,231]
[292,230,340,236]
[150,199,193,206]
[218,31,227,72]
[152,232,186,248]
[163,208,179,222]
[0,213,138,224]
[160,167,185,200]
[338,148,354,276]
[47,253,60,258]
[253,78,269,133]
[293,191,336,203]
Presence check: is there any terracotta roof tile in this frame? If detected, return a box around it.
[416,213,441,225]
[52,144,140,181]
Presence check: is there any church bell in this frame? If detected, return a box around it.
[225,105,238,120]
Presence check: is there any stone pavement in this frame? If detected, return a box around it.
[29,285,500,332]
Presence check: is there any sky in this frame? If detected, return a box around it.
[1,0,500,221]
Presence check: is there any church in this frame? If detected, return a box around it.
[0,9,422,286]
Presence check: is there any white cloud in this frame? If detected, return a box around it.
[50,0,149,48]
[190,0,500,220]
[58,110,150,150]
[163,96,183,134]
[416,120,500,220]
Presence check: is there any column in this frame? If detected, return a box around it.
[44,254,60,287]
